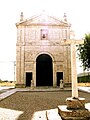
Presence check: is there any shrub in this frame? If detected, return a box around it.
[77,75,90,83]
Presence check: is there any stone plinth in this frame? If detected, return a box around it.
[58,98,90,120]
[58,105,90,120]
[66,97,85,109]
[15,84,25,88]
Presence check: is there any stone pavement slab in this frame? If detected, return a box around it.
[0,89,17,100]
[31,110,47,120]
[78,86,90,93]
[16,87,71,92]
[0,107,23,120]
[46,108,62,120]
[31,109,62,120]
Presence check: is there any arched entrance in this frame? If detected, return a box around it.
[36,54,53,86]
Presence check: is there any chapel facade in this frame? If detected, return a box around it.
[16,12,73,88]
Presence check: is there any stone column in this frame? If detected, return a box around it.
[20,46,25,86]
[16,46,21,84]
[71,43,78,98]
[33,61,36,87]
[53,62,56,87]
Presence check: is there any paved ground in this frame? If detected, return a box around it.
[78,86,90,93]
[0,87,90,120]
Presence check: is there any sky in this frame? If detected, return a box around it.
[0,0,90,80]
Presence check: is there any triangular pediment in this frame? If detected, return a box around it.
[16,14,69,26]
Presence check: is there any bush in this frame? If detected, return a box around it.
[0,79,3,83]
[78,75,90,83]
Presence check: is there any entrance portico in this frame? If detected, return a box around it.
[36,54,53,86]
[33,52,56,87]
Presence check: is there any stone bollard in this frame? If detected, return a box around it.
[60,79,63,89]
[31,80,34,89]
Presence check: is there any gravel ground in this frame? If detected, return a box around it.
[0,91,90,120]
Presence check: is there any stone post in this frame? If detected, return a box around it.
[71,43,78,98]
[31,80,34,89]
[60,79,63,89]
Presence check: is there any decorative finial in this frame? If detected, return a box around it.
[63,13,67,22]
[20,12,24,21]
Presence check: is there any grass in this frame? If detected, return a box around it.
[78,83,90,87]
[0,82,15,87]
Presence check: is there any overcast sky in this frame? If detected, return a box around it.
[0,0,90,80]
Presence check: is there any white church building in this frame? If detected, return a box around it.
[15,12,75,88]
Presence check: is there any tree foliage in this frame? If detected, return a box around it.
[78,33,90,71]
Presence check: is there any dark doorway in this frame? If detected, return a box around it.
[36,54,53,86]
[57,72,63,86]
[26,72,32,87]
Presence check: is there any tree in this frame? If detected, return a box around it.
[0,79,2,83]
[78,33,90,71]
